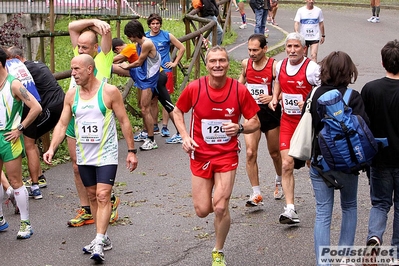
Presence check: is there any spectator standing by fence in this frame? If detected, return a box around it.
[198,0,223,45]
[145,13,186,143]
[249,0,270,34]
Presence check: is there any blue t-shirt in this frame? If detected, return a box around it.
[146,30,172,73]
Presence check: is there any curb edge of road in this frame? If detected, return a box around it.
[237,1,399,56]
[241,16,289,55]
[284,1,399,10]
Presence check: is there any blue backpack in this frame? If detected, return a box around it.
[316,88,378,174]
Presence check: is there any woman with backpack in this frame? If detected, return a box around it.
[305,51,370,266]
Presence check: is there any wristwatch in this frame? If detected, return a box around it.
[237,124,244,134]
[17,123,24,131]
[128,149,137,154]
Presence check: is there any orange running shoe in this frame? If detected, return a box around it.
[67,208,94,227]
[246,193,264,207]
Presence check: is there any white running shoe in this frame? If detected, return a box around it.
[370,17,380,23]
[90,240,105,262]
[279,207,300,224]
[367,16,376,22]
[83,236,113,254]
[134,131,148,142]
[239,23,247,29]
[17,220,33,239]
[140,139,158,150]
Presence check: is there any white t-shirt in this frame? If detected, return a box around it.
[275,57,320,87]
[294,5,324,41]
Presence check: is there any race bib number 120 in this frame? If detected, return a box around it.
[201,119,231,144]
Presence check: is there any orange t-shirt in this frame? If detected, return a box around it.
[120,44,139,63]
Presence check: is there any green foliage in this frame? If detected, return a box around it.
[22,15,238,176]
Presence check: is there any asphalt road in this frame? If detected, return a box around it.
[1,4,399,266]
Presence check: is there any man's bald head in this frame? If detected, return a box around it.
[72,54,95,68]
[71,54,96,86]
[77,30,99,57]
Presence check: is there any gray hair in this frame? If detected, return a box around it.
[285,32,306,47]
[205,46,230,63]
[7,46,25,59]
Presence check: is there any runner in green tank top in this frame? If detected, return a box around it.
[0,47,42,240]
[44,54,138,262]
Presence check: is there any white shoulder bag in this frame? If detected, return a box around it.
[288,87,318,161]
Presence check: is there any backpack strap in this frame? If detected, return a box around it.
[343,88,353,105]
[312,163,344,190]
[304,86,319,112]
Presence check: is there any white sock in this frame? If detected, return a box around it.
[252,186,261,195]
[96,233,105,241]
[0,184,3,217]
[275,175,282,183]
[287,204,295,211]
[14,186,29,221]
[214,247,224,253]
[6,186,13,197]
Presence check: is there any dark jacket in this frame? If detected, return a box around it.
[249,0,264,10]
[200,0,219,17]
